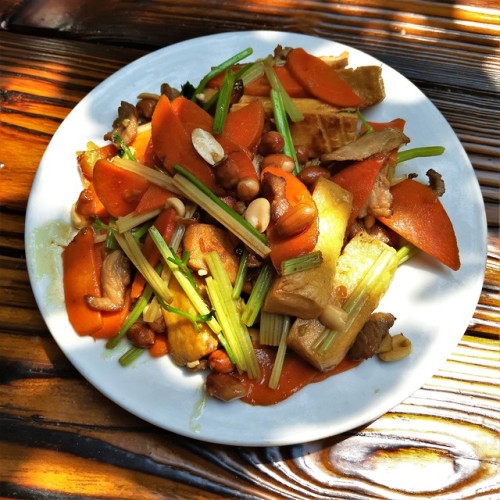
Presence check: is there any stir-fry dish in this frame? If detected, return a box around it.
[62,46,460,405]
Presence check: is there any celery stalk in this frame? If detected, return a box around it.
[268,322,291,390]
[397,146,445,163]
[263,58,303,122]
[232,248,249,299]
[114,231,173,304]
[241,263,274,327]
[205,252,260,379]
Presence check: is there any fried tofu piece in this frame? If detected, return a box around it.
[183,223,239,284]
[338,66,385,108]
[287,233,398,371]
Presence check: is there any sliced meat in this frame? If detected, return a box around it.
[348,312,396,360]
[104,101,139,145]
[85,249,131,312]
[364,166,393,218]
[427,168,445,197]
[205,372,249,402]
[321,128,409,163]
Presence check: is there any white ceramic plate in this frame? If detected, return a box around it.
[25,31,487,447]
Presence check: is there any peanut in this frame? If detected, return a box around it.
[275,202,318,237]
[244,197,271,232]
[262,153,295,173]
[258,131,285,156]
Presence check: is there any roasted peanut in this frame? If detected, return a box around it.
[294,144,310,164]
[236,177,260,201]
[191,128,225,165]
[244,197,271,232]
[127,322,156,348]
[208,349,235,373]
[262,153,295,173]
[297,166,331,187]
[214,156,240,189]
[259,131,285,155]
[275,202,318,237]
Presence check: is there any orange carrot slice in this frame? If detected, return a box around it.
[62,228,103,335]
[222,100,265,153]
[377,178,460,270]
[286,48,361,108]
[331,153,388,226]
[92,159,150,217]
[151,95,219,192]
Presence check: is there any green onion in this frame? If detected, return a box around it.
[119,346,144,366]
[280,251,323,276]
[270,89,301,174]
[241,263,274,327]
[357,110,374,134]
[397,146,445,164]
[263,57,303,122]
[213,69,236,134]
[232,248,249,299]
[112,134,136,161]
[172,165,270,258]
[191,47,253,101]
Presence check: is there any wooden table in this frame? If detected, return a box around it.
[1,1,499,498]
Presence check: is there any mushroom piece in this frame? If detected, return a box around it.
[205,373,249,401]
[103,101,139,146]
[426,168,446,197]
[86,249,132,312]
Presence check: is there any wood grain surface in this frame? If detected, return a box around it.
[0,1,499,498]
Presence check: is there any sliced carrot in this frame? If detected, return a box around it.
[130,207,177,299]
[261,166,319,270]
[222,100,265,153]
[151,95,219,192]
[92,159,150,217]
[134,184,174,215]
[62,227,103,335]
[171,96,213,131]
[331,153,388,226]
[149,332,169,357]
[245,66,310,98]
[377,178,460,270]
[129,126,155,166]
[365,118,406,133]
[286,48,361,108]
[77,143,117,180]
